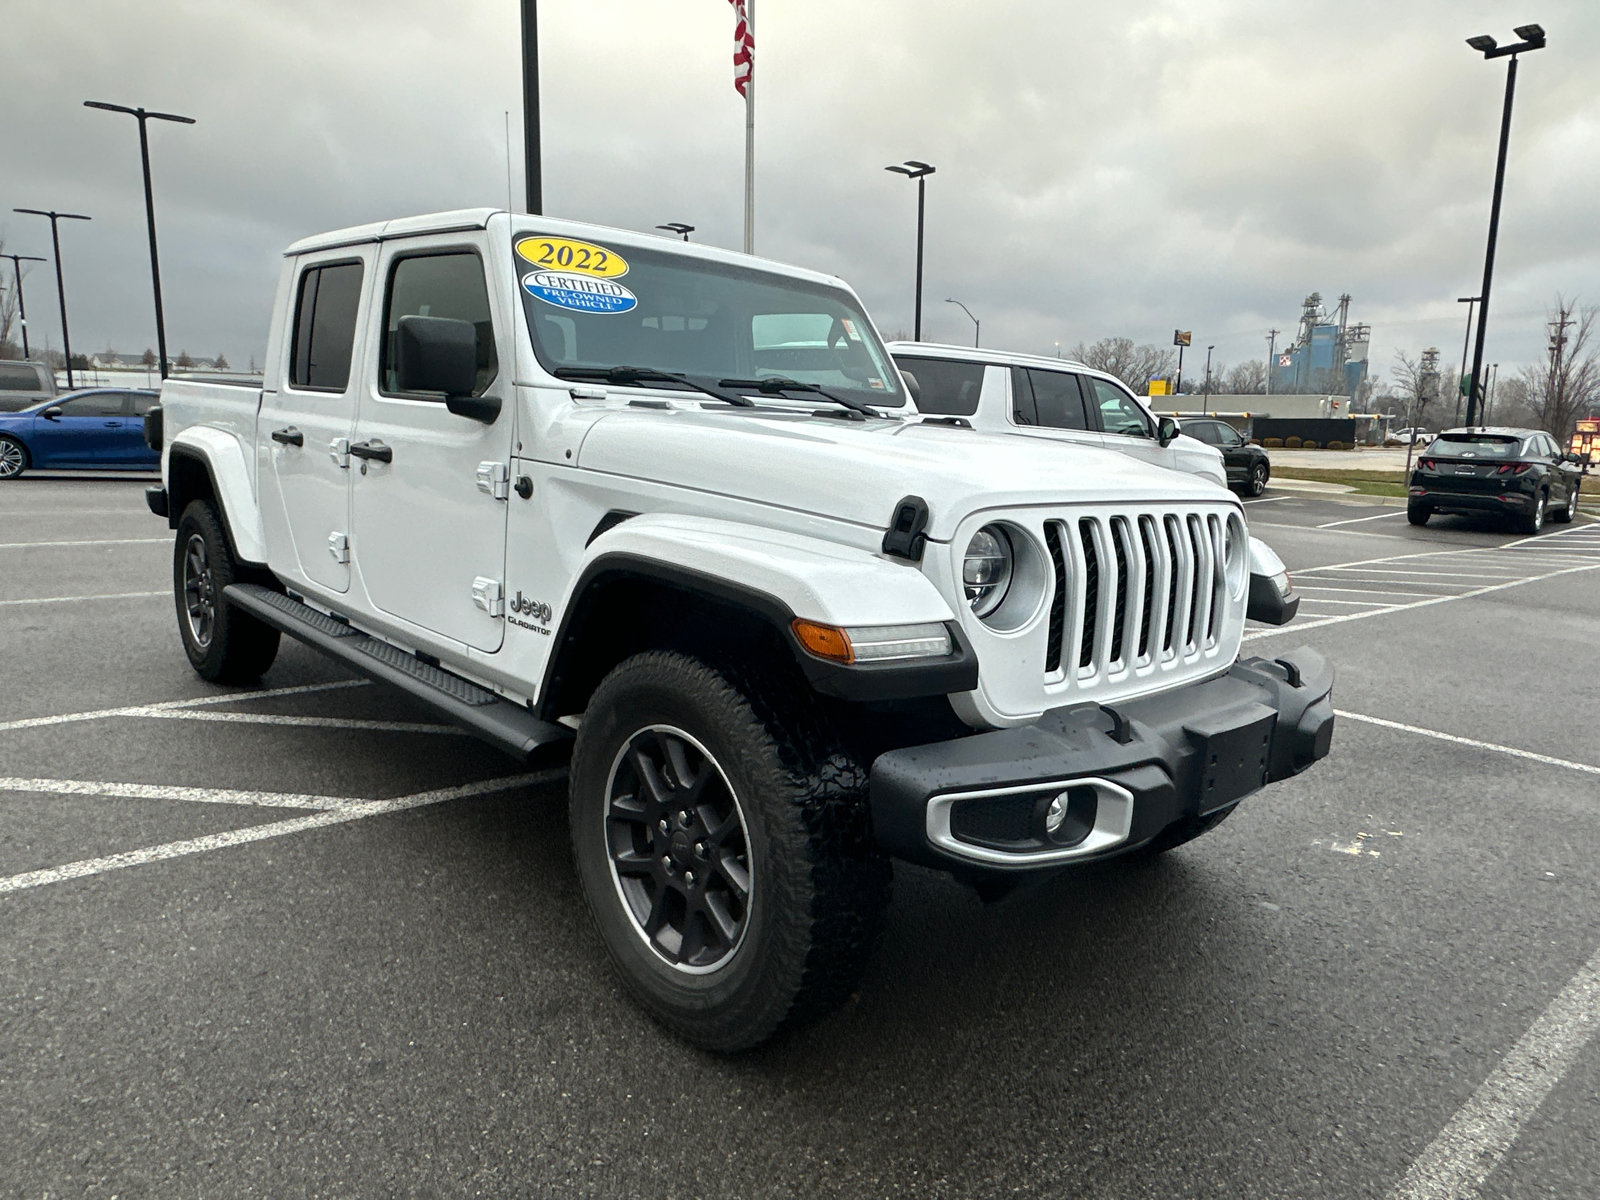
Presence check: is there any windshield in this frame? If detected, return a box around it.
[513,232,905,406]
[1427,434,1523,458]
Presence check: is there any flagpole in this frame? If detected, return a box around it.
[743,0,755,254]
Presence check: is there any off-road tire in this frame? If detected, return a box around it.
[1517,490,1546,535]
[0,435,28,480]
[568,650,891,1052]
[1124,805,1236,860]
[173,499,280,682]
[1407,505,1430,526]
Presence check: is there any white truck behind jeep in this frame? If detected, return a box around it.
[143,210,1334,1051]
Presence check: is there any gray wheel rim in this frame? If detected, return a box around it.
[1251,464,1267,495]
[603,724,753,975]
[182,533,217,648]
[1568,488,1578,518]
[1532,495,1545,531]
[0,439,23,478]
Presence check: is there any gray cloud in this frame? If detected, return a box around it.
[3,0,1595,381]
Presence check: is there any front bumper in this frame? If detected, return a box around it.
[870,646,1334,874]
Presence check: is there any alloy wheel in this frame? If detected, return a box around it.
[0,439,24,479]
[182,533,217,648]
[604,724,753,973]
[1568,487,1579,520]
[1250,463,1268,497]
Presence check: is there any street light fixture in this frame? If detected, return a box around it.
[945,298,979,347]
[1461,22,1547,426]
[85,100,196,380]
[655,223,695,241]
[885,160,935,340]
[2,253,47,360]
[13,209,91,388]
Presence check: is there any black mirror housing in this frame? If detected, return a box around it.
[394,314,491,414]
[41,406,62,420]
[1157,415,1180,446]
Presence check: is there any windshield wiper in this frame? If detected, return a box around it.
[552,365,753,407]
[716,376,888,420]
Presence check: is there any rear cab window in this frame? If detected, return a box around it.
[289,260,364,391]
[893,356,985,416]
[0,363,45,392]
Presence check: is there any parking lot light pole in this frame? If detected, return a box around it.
[1454,295,1482,425]
[885,161,935,340]
[13,209,91,388]
[2,253,47,359]
[1463,24,1546,427]
[84,101,195,381]
[946,298,979,347]
[1204,345,1215,397]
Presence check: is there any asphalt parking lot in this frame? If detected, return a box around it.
[3,475,1599,1199]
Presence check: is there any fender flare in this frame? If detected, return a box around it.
[537,513,976,714]
[166,427,268,565]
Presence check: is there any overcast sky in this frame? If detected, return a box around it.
[4,0,1597,384]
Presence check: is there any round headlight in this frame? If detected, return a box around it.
[1224,515,1248,597]
[964,525,1014,617]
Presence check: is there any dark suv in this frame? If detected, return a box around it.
[1408,427,1584,533]
[1179,418,1272,496]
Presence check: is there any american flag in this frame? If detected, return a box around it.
[727,0,754,97]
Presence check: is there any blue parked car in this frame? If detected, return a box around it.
[0,388,161,479]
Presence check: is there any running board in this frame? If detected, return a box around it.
[224,583,573,763]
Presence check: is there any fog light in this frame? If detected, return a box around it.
[1035,785,1098,846]
[1044,793,1069,834]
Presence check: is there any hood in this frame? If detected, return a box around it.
[576,408,1233,541]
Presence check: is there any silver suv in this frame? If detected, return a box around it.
[0,361,58,412]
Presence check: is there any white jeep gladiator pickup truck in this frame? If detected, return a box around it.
[143,209,1334,1050]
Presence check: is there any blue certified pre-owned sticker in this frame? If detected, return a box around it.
[522,270,637,315]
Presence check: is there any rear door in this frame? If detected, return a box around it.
[349,237,512,653]
[258,251,371,595]
[28,391,126,466]
[1009,366,1104,451]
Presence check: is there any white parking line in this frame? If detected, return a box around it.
[0,590,165,607]
[0,776,345,810]
[1241,496,1292,506]
[1335,710,1600,776]
[142,710,464,734]
[1296,586,1438,598]
[1246,561,1600,640]
[1389,945,1600,1200]
[0,538,168,548]
[0,679,371,734]
[0,769,565,896]
[1317,510,1407,529]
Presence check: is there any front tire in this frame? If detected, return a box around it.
[1552,483,1578,524]
[173,500,280,682]
[0,435,28,480]
[1247,462,1269,497]
[568,650,890,1052]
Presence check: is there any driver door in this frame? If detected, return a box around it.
[1085,374,1171,471]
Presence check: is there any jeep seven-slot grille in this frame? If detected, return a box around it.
[1043,509,1227,684]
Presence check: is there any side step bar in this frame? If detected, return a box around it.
[225,584,573,763]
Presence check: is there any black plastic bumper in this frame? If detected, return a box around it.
[870,646,1334,874]
[1410,488,1532,514]
[144,486,168,518]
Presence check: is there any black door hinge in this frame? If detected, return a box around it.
[882,495,930,562]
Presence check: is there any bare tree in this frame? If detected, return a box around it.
[1222,360,1267,394]
[0,236,20,359]
[1391,349,1440,430]
[1068,337,1176,391]
[1516,297,1600,439]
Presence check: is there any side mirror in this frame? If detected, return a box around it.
[1157,415,1180,446]
[41,406,62,421]
[394,315,500,424]
[899,368,922,407]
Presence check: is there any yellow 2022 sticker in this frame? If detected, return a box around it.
[515,236,628,279]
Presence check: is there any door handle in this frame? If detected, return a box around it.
[104,421,123,428]
[349,439,392,463]
[271,426,305,447]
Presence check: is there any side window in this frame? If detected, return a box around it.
[1184,422,1221,446]
[895,356,984,417]
[1026,369,1091,430]
[1213,422,1241,446]
[1088,376,1154,438]
[1542,435,1560,458]
[289,260,363,391]
[127,392,159,415]
[0,363,43,392]
[59,392,124,417]
[1010,367,1038,425]
[382,251,498,398]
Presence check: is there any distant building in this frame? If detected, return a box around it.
[1274,293,1370,397]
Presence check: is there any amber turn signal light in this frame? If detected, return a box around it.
[791,619,854,664]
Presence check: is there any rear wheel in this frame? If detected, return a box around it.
[0,436,28,480]
[1407,504,1430,526]
[1247,462,1269,497]
[1517,490,1547,535]
[173,500,280,682]
[568,650,890,1052]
